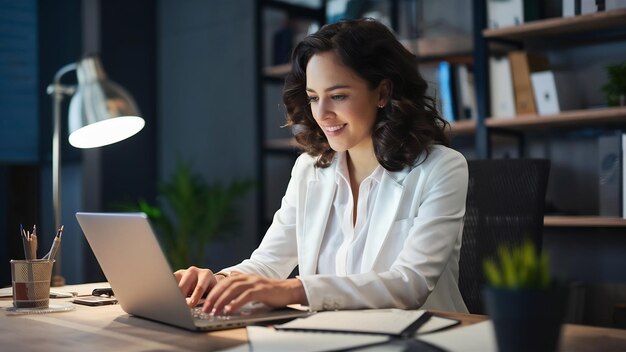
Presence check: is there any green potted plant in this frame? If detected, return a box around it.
[482,240,568,352]
[126,161,253,270]
[602,61,626,107]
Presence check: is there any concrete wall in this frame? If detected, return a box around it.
[158,0,258,270]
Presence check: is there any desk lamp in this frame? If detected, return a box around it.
[47,55,144,286]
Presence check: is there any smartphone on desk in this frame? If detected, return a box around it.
[73,296,118,306]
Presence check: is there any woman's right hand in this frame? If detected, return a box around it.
[174,266,222,307]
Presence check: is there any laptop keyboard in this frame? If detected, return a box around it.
[191,302,265,321]
[192,307,235,321]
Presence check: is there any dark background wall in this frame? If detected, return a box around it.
[0,0,257,286]
[158,0,258,270]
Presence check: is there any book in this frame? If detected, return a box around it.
[598,132,622,217]
[275,309,456,337]
[623,133,626,219]
[438,61,457,122]
[489,56,516,118]
[508,51,550,116]
[455,64,477,120]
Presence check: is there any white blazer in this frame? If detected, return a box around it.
[222,144,469,313]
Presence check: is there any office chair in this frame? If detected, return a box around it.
[458,159,550,314]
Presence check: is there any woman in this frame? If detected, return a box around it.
[176,18,469,315]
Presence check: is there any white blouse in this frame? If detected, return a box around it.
[316,152,384,276]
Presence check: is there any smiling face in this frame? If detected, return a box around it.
[305,51,386,155]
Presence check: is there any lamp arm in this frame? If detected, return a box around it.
[46,62,78,287]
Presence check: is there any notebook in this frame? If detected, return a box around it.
[75,212,311,331]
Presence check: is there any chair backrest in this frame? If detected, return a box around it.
[459,159,550,314]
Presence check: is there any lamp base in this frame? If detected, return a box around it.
[51,275,66,287]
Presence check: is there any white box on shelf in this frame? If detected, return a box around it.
[531,70,582,115]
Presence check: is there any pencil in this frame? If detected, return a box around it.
[46,225,64,261]
[30,225,37,260]
[20,224,30,260]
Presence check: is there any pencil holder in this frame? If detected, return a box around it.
[10,259,54,309]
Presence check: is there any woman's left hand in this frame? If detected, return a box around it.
[201,272,307,314]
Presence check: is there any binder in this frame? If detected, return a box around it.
[508,51,549,116]
[455,64,477,120]
[623,133,626,219]
[438,61,456,122]
[489,56,516,118]
[275,309,458,337]
[531,70,582,115]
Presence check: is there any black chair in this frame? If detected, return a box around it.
[459,159,550,314]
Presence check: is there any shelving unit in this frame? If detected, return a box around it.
[483,9,626,41]
[259,2,626,229]
[473,1,626,226]
[255,0,326,237]
[487,106,626,130]
[545,215,626,228]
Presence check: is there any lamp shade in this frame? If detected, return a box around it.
[68,56,144,148]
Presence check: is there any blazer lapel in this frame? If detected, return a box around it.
[299,167,336,276]
[360,168,408,272]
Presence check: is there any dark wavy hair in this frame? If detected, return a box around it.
[283,18,449,170]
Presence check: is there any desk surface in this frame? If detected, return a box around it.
[1,284,625,352]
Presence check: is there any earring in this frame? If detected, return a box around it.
[378,103,385,108]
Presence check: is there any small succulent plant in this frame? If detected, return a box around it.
[483,239,550,289]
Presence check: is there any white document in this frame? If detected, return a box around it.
[417,320,498,352]
[275,309,428,335]
[246,326,389,352]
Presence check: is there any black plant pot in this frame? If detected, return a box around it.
[483,285,568,352]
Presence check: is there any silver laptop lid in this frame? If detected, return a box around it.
[76,212,197,330]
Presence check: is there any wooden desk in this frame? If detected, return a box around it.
[1,287,625,352]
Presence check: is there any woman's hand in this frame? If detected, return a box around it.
[202,273,308,315]
[174,266,225,307]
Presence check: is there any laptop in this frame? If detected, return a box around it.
[75,212,311,331]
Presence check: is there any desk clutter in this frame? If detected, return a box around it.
[8,224,65,311]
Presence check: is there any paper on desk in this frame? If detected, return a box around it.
[276,309,426,335]
[417,320,497,352]
[246,326,389,352]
